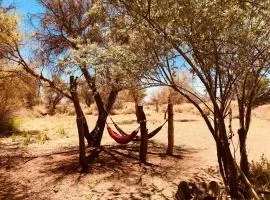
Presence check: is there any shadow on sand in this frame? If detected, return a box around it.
[0,140,199,199]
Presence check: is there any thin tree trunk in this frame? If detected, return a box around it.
[155,101,159,112]
[70,76,88,171]
[138,106,148,163]
[237,98,250,179]
[238,128,250,179]
[166,102,174,155]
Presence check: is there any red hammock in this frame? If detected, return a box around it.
[107,126,139,144]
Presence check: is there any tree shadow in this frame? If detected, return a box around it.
[0,121,16,138]
[0,141,199,199]
[0,174,30,200]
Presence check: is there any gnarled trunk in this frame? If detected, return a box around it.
[81,67,119,147]
[70,76,88,171]
[89,89,118,147]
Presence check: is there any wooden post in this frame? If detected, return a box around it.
[70,76,88,171]
[138,106,148,163]
[166,100,174,155]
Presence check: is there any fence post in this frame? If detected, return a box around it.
[166,100,174,155]
[138,106,148,163]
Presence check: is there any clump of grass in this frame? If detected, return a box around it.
[22,131,31,146]
[57,128,66,136]
[250,154,270,192]
[37,133,49,144]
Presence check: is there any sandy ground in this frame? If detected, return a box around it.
[0,112,269,200]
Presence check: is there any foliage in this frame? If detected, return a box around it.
[253,77,270,107]
[78,82,93,107]
[0,4,19,58]
[0,61,39,120]
[112,0,270,197]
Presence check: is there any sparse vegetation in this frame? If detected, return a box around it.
[250,155,270,192]
[0,0,270,199]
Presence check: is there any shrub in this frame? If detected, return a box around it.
[0,61,39,120]
[250,154,270,192]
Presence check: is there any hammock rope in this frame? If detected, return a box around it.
[133,116,170,141]
[109,116,139,137]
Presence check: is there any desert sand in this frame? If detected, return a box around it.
[0,110,269,199]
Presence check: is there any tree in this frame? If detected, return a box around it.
[0,3,38,119]
[2,0,150,169]
[112,0,270,197]
[0,61,38,120]
[0,3,18,58]
[44,86,64,115]
[32,0,147,147]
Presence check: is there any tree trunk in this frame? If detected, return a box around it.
[89,89,118,147]
[238,128,250,179]
[47,104,57,115]
[70,76,88,171]
[166,102,174,155]
[155,101,159,112]
[216,121,239,198]
[138,106,148,163]
[89,112,108,147]
[81,67,119,147]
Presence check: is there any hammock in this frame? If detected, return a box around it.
[107,125,139,144]
[133,120,168,141]
[110,118,131,137]
[109,116,170,141]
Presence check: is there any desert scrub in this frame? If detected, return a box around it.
[250,154,270,192]
[10,131,49,145]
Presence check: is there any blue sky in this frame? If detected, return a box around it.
[2,0,43,32]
